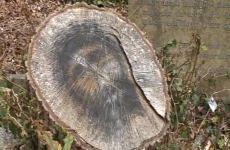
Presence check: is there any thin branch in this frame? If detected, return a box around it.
[127,6,140,18]
[213,73,228,79]
[200,67,211,81]
[196,109,210,134]
[1,75,27,91]
[170,78,181,129]
[211,89,230,97]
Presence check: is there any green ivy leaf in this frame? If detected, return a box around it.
[9,122,19,137]
[211,116,219,123]
[192,87,197,93]
[200,43,208,51]
[191,94,199,107]
[211,134,217,142]
[107,1,115,6]
[6,80,13,89]
[173,79,182,92]
[218,139,225,149]
[162,45,167,51]
[180,126,188,139]
[176,86,182,92]
[182,99,188,105]
[179,105,184,115]
[167,39,177,46]
[224,105,230,113]
[42,131,62,150]
[63,134,74,150]
[0,104,10,118]
[97,0,103,5]
[0,87,11,93]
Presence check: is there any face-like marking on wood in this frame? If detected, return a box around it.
[57,23,147,131]
[28,5,169,150]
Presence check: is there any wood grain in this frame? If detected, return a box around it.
[27,2,170,150]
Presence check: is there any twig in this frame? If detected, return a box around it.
[183,33,201,85]
[170,78,181,129]
[11,89,30,119]
[0,49,7,62]
[213,73,228,79]
[196,109,210,134]
[16,29,29,38]
[3,114,28,137]
[211,89,230,97]
[1,75,27,91]
[175,58,190,70]
[200,67,211,81]
[127,6,140,18]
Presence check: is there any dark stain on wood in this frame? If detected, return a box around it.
[27,3,170,150]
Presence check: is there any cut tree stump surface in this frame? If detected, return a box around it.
[27,3,170,150]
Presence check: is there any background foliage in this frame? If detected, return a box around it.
[152,34,230,150]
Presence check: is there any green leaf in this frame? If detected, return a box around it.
[167,39,177,46]
[97,0,103,5]
[167,40,173,45]
[170,112,178,127]
[200,43,208,51]
[162,45,167,51]
[63,134,74,150]
[169,143,181,150]
[163,58,169,66]
[0,87,11,92]
[176,86,182,92]
[211,134,217,142]
[218,139,225,149]
[167,64,176,73]
[191,94,200,107]
[0,104,10,118]
[179,105,184,115]
[204,97,210,102]
[172,39,177,45]
[22,54,28,61]
[192,87,197,93]
[174,79,182,86]
[42,131,62,150]
[182,99,188,105]
[211,116,219,123]
[181,130,188,139]
[6,80,13,89]
[107,1,115,6]
[224,105,230,113]
[0,87,11,102]
[173,78,183,92]
[9,122,19,137]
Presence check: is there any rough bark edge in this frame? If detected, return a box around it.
[26,2,171,150]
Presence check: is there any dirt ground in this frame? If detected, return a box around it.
[0,0,64,74]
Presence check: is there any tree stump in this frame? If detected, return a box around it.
[27,2,170,150]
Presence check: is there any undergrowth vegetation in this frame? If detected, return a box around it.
[60,0,127,9]
[0,75,73,149]
[152,34,230,150]
[0,0,229,150]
